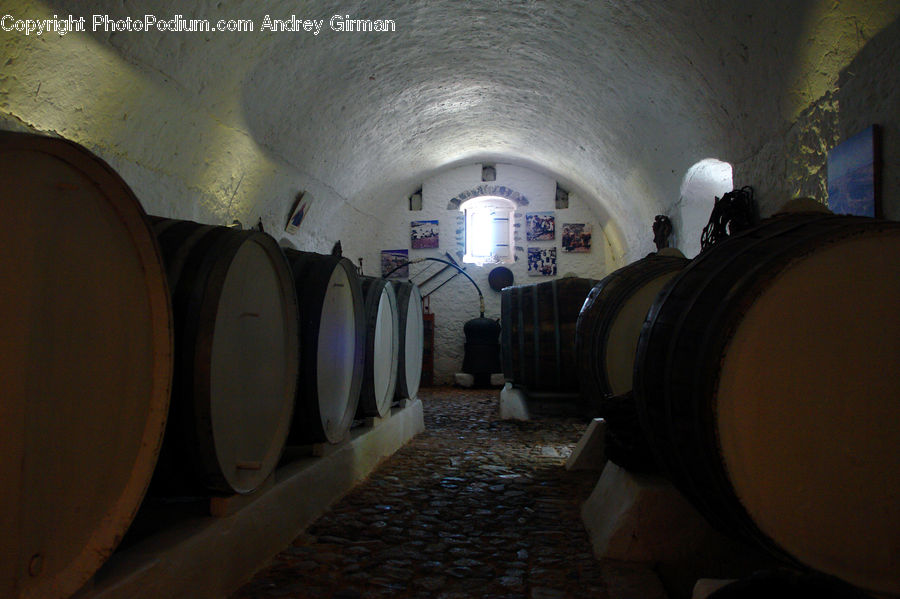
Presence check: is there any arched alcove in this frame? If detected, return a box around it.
[676,159,733,257]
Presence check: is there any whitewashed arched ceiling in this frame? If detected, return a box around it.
[17,0,900,257]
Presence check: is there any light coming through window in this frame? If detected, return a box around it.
[460,196,516,266]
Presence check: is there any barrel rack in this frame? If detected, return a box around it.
[74,399,425,599]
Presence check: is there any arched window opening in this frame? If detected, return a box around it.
[678,159,733,257]
[460,196,516,266]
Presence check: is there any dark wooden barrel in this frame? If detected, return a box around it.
[149,217,299,496]
[0,132,173,599]
[391,281,424,400]
[633,212,900,595]
[358,276,400,418]
[574,250,688,469]
[576,249,689,405]
[284,250,365,443]
[500,277,596,392]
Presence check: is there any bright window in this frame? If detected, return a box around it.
[460,196,516,265]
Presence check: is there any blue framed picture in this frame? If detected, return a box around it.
[827,125,881,218]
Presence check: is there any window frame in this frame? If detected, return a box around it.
[460,196,517,266]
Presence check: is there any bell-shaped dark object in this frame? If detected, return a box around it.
[462,317,502,386]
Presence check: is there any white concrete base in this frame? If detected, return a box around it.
[565,418,607,471]
[499,383,530,420]
[581,462,725,563]
[454,373,505,387]
[78,399,426,599]
[454,372,475,387]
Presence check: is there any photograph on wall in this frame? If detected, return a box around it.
[411,219,440,249]
[527,247,557,276]
[526,211,555,241]
[827,125,880,217]
[561,223,592,252]
[381,249,409,279]
[284,192,311,234]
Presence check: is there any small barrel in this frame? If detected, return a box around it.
[150,217,299,496]
[500,277,596,392]
[285,250,366,443]
[358,276,400,418]
[0,132,173,599]
[633,212,900,595]
[391,281,424,400]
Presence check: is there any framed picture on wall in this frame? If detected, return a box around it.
[526,212,555,241]
[411,220,439,249]
[527,247,556,276]
[827,125,881,218]
[561,223,592,252]
[381,249,409,279]
[284,192,311,234]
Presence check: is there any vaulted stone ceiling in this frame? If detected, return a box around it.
[8,0,898,258]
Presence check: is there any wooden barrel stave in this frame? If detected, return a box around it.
[285,251,365,444]
[500,277,595,393]
[0,132,173,599]
[500,287,514,380]
[633,213,900,594]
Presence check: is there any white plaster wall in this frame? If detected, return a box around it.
[732,15,900,222]
[0,0,385,261]
[3,0,896,256]
[361,163,612,384]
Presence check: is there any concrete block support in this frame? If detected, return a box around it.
[565,418,607,471]
[79,399,426,599]
[499,383,530,420]
[582,463,777,599]
[582,462,716,563]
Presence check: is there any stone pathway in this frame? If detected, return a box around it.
[230,387,653,599]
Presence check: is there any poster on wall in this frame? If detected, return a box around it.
[526,211,555,241]
[561,223,592,252]
[381,249,409,279]
[284,192,311,234]
[827,125,880,217]
[411,220,439,249]
[527,247,557,276]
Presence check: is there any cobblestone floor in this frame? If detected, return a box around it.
[230,387,650,599]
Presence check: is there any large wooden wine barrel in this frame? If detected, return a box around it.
[150,217,298,495]
[358,276,400,418]
[391,281,424,400]
[633,212,900,595]
[500,277,596,392]
[0,132,173,599]
[575,250,689,470]
[576,249,689,405]
[285,251,365,443]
